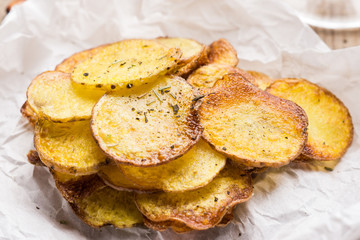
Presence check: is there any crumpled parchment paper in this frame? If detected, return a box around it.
[0,0,359,239]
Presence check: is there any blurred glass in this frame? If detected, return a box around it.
[283,0,360,29]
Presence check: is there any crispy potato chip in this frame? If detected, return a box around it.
[247,71,275,90]
[266,78,353,161]
[119,139,226,192]
[70,187,143,228]
[91,75,202,166]
[156,37,205,76]
[55,44,108,73]
[21,101,37,126]
[54,173,143,228]
[187,63,255,90]
[98,164,156,192]
[35,120,107,175]
[71,39,182,91]
[27,71,104,122]
[206,39,238,67]
[199,73,308,168]
[135,165,252,230]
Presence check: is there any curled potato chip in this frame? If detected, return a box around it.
[187,63,255,90]
[35,120,107,175]
[266,78,353,161]
[199,73,308,168]
[27,71,104,122]
[135,165,253,230]
[91,75,202,166]
[71,39,182,91]
[247,71,275,90]
[206,39,238,67]
[21,101,37,126]
[119,139,226,192]
[70,186,144,228]
[55,44,109,73]
[53,173,143,228]
[156,37,205,77]
[98,164,157,192]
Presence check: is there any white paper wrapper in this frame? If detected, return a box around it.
[0,0,359,239]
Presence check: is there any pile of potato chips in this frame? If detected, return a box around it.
[21,37,353,233]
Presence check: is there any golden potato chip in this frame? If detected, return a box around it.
[119,139,226,192]
[266,78,353,161]
[91,75,202,166]
[55,44,108,73]
[71,39,182,91]
[156,37,205,76]
[21,101,37,126]
[54,174,143,228]
[187,63,255,90]
[98,164,156,192]
[70,187,143,228]
[35,120,107,175]
[247,70,274,90]
[135,165,253,230]
[27,71,104,122]
[199,73,308,168]
[206,39,238,66]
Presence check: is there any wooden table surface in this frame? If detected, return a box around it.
[1,0,360,50]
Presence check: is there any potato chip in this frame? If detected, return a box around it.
[156,37,205,76]
[53,173,143,228]
[35,120,107,175]
[55,44,109,73]
[71,39,182,91]
[98,164,157,192]
[247,71,274,90]
[119,139,226,192]
[70,187,144,228]
[206,39,238,66]
[187,63,255,90]
[135,165,253,230]
[199,73,308,168]
[266,78,353,161]
[91,75,202,166]
[27,71,104,122]
[21,101,37,126]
